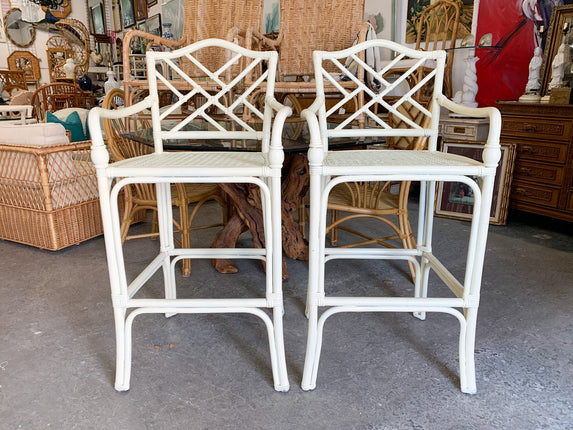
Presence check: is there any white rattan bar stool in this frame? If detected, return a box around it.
[89,39,291,392]
[301,39,501,394]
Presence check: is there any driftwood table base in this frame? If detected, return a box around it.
[212,154,309,279]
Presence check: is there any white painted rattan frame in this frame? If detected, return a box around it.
[301,39,502,394]
[89,38,292,392]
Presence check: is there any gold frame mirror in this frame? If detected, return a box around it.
[4,8,36,48]
[540,5,573,97]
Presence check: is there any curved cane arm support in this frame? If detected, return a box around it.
[88,96,155,170]
[266,97,292,168]
[437,95,502,169]
[301,98,325,167]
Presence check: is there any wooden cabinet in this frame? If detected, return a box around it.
[498,101,573,222]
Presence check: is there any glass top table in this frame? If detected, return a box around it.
[122,121,387,153]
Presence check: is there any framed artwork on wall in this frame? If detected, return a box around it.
[134,0,148,22]
[120,0,136,28]
[112,0,122,32]
[89,3,106,36]
[161,0,184,40]
[435,141,516,226]
[364,0,395,42]
[146,14,162,36]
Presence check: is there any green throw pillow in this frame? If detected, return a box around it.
[46,110,86,142]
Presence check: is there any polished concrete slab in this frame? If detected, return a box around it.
[1,203,572,429]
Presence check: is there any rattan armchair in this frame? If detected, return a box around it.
[0,70,28,97]
[327,113,430,282]
[31,82,93,122]
[101,88,227,276]
[383,0,460,98]
[0,129,101,250]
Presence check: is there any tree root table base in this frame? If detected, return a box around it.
[212,154,309,279]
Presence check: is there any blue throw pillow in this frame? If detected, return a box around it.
[46,110,86,142]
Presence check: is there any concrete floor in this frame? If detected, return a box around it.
[1,202,572,429]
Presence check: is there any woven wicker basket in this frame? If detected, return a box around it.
[0,141,103,250]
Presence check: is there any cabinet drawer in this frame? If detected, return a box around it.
[513,160,565,186]
[512,141,569,164]
[511,181,560,208]
[567,191,573,212]
[501,116,571,142]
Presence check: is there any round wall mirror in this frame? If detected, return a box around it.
[4,8,36,48]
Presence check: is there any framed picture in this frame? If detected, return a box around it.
[161,0,184,41]
[146,13,162,36]
[147,0,158,7]
[112,0,122,32]
[90,3,106,36]
[435,141,516,226]
[134,0,148,22]
[120,0,136,28]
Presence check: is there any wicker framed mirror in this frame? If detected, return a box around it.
[4,8,36,48]
[7,51,41,86]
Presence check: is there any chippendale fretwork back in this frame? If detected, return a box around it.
[145,38,278,153]
[313,39,446,151]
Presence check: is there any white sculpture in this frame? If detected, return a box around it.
[453,56,479,109]
[104,70,119,94]
[63,58,75,79]
[548,42,567,90]
[519,46,543,102]
[526,46,543,92]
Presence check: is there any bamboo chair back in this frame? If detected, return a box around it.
[412,0,460,97]
[415,0,460,54]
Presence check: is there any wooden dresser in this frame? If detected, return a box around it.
[498,101,573,222]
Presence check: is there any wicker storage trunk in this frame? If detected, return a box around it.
[0,141,103,250]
